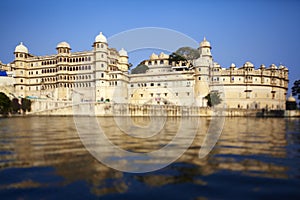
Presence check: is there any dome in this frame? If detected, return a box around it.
[244,61,254,68]
[230,63,236,68]
[260,64,266,69]
[15,42,28,53]
[200,37,211,48]
[150,53,158,60]
[278,64,285,70]
[119,48,128,57]
[95,32,107,43]
[269,64,277,69]
[56,41,71,49]
[287,95,296,102]
[159,52,169,59]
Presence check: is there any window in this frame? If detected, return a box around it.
[164,93,167,97]
[150,93,153,97]
[20,79,23,83]
[130,84,134,87]
[140,94,143,97]
[101,73,104,78]
[150,83,154,86]
[157,83,161,86]
[198,77,201,80]
[187,92,190,96]
[131,94,133,97]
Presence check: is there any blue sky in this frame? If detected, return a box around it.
[0,0,299,91]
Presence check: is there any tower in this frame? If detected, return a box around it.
[93,32,108,101]
[14,42,29,97]
[56,41,71,100]
[194,37,213,106]
[118,48,129,72]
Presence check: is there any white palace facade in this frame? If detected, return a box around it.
[1,32,289,110]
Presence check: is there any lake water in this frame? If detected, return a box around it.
[0,116,300,199]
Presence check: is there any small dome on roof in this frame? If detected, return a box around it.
[260,64,266,69]
[287,95,296,102]
[15,42,28,53]
[230,63,236,68]
[95,32,107,43]
[119,48,128,57]
[200,37,211,48]
[278,64,285,70]
[244,61,254,68]
[269,64,277,69]
[56,41,71,49]
[150,53,158,60]
[159,52,169,59]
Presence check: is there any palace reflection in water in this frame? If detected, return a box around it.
[0,117,299,199]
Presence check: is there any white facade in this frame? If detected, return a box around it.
[1,32,289,110]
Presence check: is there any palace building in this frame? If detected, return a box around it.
[1,32,289,110]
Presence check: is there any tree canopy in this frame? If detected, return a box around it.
[0,93,32,116]
[292,79,300,100]
[131,63,149,74]
[0,92,11,116]
[205,91,222,107]
[168,52,188,65]
[175,47,200,60]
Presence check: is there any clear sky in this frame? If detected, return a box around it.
[0,0,299,91]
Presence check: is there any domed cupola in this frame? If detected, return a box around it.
[93,32,108,50]
[56,41,71,54]
[95,32,107,43]
[15,42,28,53]
[14,42,29,59]
[199,37,212,58]
[119,48,128,57]
[200,37,211,49]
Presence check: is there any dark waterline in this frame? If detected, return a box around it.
[0,117,300,199]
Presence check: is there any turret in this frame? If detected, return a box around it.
[14,42,29,60]
[93,32,108,101]
[118,48,129,72]
[199,37,212,58]
[56,41,71,55]
[14,42,29,97]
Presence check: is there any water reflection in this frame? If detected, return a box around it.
[0,117,299,199]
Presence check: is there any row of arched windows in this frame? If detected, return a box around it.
[41,56,92,66]
[41,74,92,82]
[42,68,57,74]
[58,65,92,71]
[41,60,58,66]
[41,65,92,74]
[41,82,92,89]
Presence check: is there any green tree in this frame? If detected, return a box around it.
[131,63,149,74]
[292,79,300,107]
[21,98,32,113]
[11,98,21,114]
[292,80,300,99]
[0,92,11,116]
[205,92,222,107]
[168,52,187,65]
[175,47,200,60]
